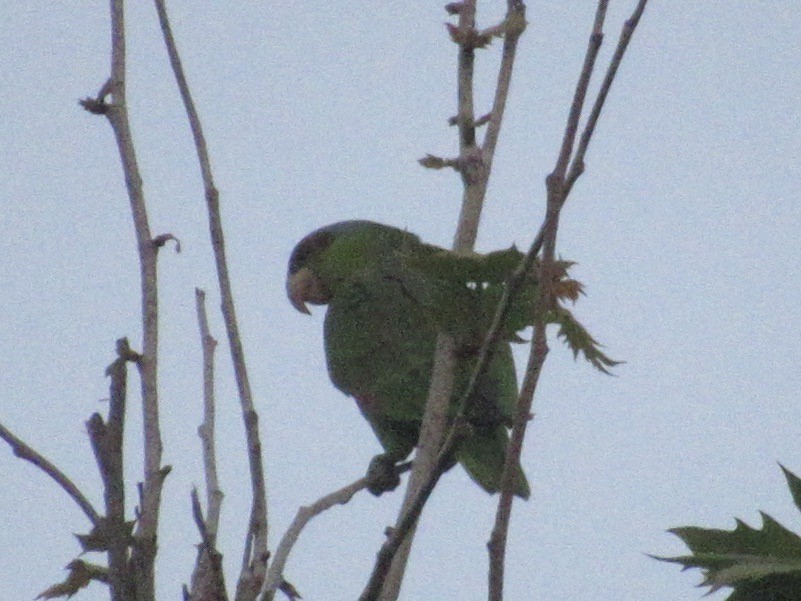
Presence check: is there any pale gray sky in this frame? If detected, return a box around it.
[2,2,801,600]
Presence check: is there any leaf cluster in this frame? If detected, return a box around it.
[656,465,801,600]
[406,246,618,373]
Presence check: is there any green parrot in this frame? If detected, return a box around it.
[286,220,530,499]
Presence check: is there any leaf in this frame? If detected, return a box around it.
[782,463,801,515]
[418,154,450,170]
[404,247,617,374]
[37,560,107,599]
[547,306,621,374]
[76,518,135,552]
[655,466,801,600]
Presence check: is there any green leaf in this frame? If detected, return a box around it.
[656,466,801,600]
[781,463,801,516]
[547,306,621,374]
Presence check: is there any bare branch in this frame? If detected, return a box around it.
[195,289,223,540]
[488,321,548,601]
[262,462,411,601]
[552,0,609,183]
[151,0,269,595]
[189,488,229,601]
[188,290,228,601]
[488,1,650,596]
[481,0,527,168]
[85,2,165,598]
[565,0,650,194]
[455,0,478,152]
[87,338,136,601]
[0,422,100,525]
[378,3,483,596]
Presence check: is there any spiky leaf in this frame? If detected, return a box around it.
[547,306,621,374]
[656,466,801,599]
[37,560,107,599]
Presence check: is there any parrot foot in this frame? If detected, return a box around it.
[366,454,401,496]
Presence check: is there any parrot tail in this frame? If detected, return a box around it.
[456,426,530,500]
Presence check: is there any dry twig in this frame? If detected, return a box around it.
[86,339,136,601]
[194,289,223,541]
[0,423,100,525]
[188,289,227,600]
[151,1,270,597]
[262,463,412,601]
[189,488,229,601]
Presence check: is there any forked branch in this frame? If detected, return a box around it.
[488,1,650,598]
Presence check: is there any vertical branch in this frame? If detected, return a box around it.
[488,1,649,598]
[486,0,609,591]
[480,1,526,169]
[88,2,166,598]
[377,334,456,601]
[188,289,227,600]
[87,339,138,601]
[379,2,479,598]
[189,488,229,601]
[369,3,529,599]
[194,289,223,541]
[453,0,480,249]
[151,1,269,597]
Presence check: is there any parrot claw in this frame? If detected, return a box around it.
[366,454,401,496]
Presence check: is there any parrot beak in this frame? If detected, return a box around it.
[286,267,328,314]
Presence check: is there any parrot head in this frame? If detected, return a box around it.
[286,220,416,315]
[286,226,336,314]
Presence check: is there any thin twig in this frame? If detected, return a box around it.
[262,463,411,601]
[552,0,609,183]
[151,1,269,597]
[453,0,482,250]
[480,0,527,177]
[195,288,223,541]
[487,321,547,601]
[456,0,478,153]
[0,422,100,524]
[189,290,227,600]
[565,0,649,195]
